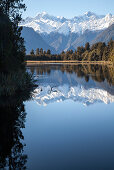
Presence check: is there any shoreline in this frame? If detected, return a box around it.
[26,60,113,65]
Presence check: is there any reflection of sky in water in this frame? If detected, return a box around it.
[24,99,114,170]
[23,65,114,170]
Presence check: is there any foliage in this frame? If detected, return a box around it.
[0,0,35,96]
[0,0,26,21]
[30,49,35,56]
[27,40,114,63]
[0,70,35,96]
[0,0,26,72]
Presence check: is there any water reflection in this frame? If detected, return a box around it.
[27,64,114,106]
[0,91,31,169]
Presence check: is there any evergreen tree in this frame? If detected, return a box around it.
[85,42,90,51]
[36,48,39,56]
[0,0,26,21]
[47,49,51,55]
[61,51,65,54]
[27,40,114,64]
[43,50,46,55]
[40,48,43,55]
[69,50,73,54]
[108,38,114,51]
[30,49,34,56]
[0,0,26,71]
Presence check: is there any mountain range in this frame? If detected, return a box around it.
[21,12,114,54]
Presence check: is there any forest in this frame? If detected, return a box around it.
[0,0,34,96]
[26,40,114,63]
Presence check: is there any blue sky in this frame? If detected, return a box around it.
[22,0,114,19]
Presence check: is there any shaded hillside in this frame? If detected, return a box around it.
[92,24,114,44]
[42,30,101,53]
[72,30,101,48]
[21,24,114,54]
[42,32,78,53]
[21,27,56,54]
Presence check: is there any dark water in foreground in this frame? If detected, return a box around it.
[0,64,114,170]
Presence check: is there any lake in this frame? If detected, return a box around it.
[0,64,114,170]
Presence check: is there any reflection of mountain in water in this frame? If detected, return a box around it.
[34,85,114,106]
[28,64,114,106]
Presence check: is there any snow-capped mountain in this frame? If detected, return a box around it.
[21,11,114,35]
[21,12,114,54]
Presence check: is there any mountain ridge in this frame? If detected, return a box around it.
[21,12,114,54]
[21,11,114,35]
[92,23,114,44]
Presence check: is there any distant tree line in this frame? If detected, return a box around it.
[26,40,114,63]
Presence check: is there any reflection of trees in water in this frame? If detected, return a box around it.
[0,91,32,169]
[28,64,114,86]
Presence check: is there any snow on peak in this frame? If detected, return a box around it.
[35,11,47,17]
[21,11,114,35]
[57,16,64,19]
[84,11,96,17]
[105,13,112,19]
[41,11,47,15]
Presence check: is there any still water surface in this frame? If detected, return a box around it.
[1,64,114,170]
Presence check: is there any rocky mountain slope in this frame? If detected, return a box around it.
[21,27,56,54]
[92,23,114,44]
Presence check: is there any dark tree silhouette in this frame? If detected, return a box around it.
[0,89,32,169]
[30,49,35,56]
